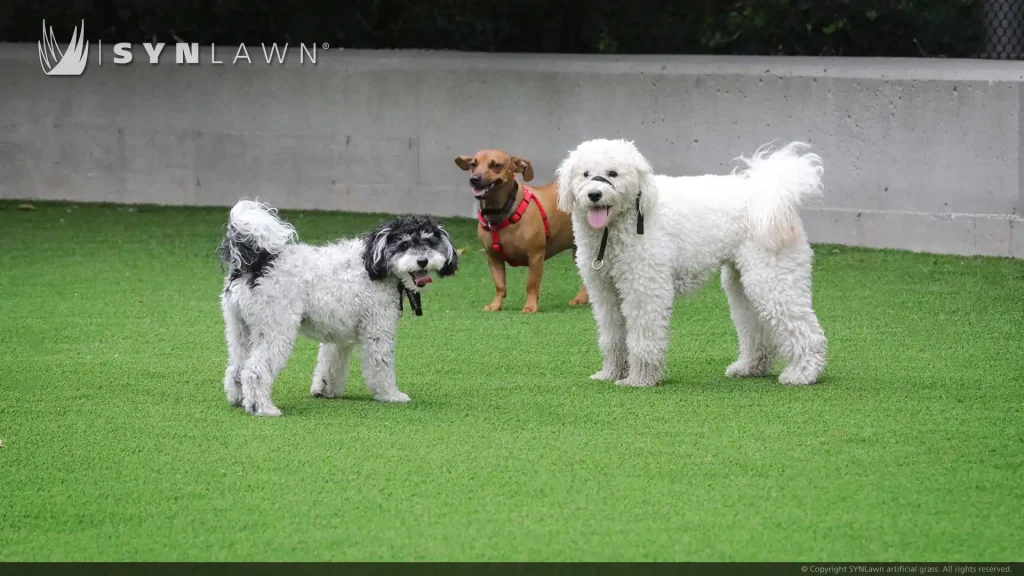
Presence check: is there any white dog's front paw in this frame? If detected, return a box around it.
[244,401,283,417]
[226,388,243,407]
[725,359,770,379]
[590,366,628,382]
[243,395,283,416]
[615,376,658,388]
[613,361,662,388]
[375,391,411,404]
[225,376,243,406]
[310,378,340,398]
[779,366,819,386]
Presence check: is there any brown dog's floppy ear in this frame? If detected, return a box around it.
[454,156,473,171]
[512,157,534,182]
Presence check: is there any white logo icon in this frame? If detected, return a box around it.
[38,20,89,76]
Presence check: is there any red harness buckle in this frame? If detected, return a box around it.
[478,187,550,267]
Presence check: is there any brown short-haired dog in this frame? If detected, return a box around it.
[455,149,588,313]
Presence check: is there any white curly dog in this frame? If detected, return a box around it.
[556,139,827,387]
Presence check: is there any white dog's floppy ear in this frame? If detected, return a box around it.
[555,152,577,213]
[637,164,658,225]
[361,224,392,281]
[633,148,658,230]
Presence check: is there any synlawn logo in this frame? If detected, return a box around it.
[38,20,89,76]
[38,19,322,77]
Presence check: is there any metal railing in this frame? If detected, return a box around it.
[980,0,1024,58]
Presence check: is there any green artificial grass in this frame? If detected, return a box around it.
[0,200,1022,561]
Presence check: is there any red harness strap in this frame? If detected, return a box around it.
[477,187,550,267]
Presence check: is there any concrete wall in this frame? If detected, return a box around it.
[2,44,1023,257]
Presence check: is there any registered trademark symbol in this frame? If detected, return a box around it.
[322,43,329,49]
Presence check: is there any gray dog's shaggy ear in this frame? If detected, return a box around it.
[361,224,392,281]
[438,225,459,277]
[555,152,577,213]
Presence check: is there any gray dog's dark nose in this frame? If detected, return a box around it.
[588,191,602,202]
[417,258,428,268]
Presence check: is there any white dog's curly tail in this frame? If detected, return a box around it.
[218,199,297,277]
[737,141,824,250]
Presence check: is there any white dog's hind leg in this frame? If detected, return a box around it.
[585,279,628,382]
[311,343,353,398]
[737,242,827,386]
[721,262,773,378]
[359,322,409,404]
[618,287,674,387]
[240,323,298,417]
[221,302,249,407]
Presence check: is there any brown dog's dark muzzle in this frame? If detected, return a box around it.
[471,176,502,189]
[471,176,502,199]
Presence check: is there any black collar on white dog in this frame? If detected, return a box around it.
[592,191,644,270]
[635,191,645,235]
[397,282,423,316]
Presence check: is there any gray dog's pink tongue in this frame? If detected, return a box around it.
[588,207,610,229]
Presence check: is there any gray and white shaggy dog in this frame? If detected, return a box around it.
[217,199,458,416]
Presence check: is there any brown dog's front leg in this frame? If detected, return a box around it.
[569,282,589,306]
[522,254,545,313]
[483,252,507,312]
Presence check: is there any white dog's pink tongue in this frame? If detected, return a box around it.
[587,207,610,229]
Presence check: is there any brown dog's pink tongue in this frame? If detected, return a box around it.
[587,207,610,229]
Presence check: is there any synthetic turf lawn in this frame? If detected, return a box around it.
[0,201,1022,562]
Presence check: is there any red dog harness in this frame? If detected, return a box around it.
[477,187,550,267]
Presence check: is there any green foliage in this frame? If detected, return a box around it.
[0,0,985,57]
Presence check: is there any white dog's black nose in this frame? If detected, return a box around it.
[588,191,603,202]
[417,257,428,268]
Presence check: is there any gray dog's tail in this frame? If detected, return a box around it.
[217,199,297,282]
